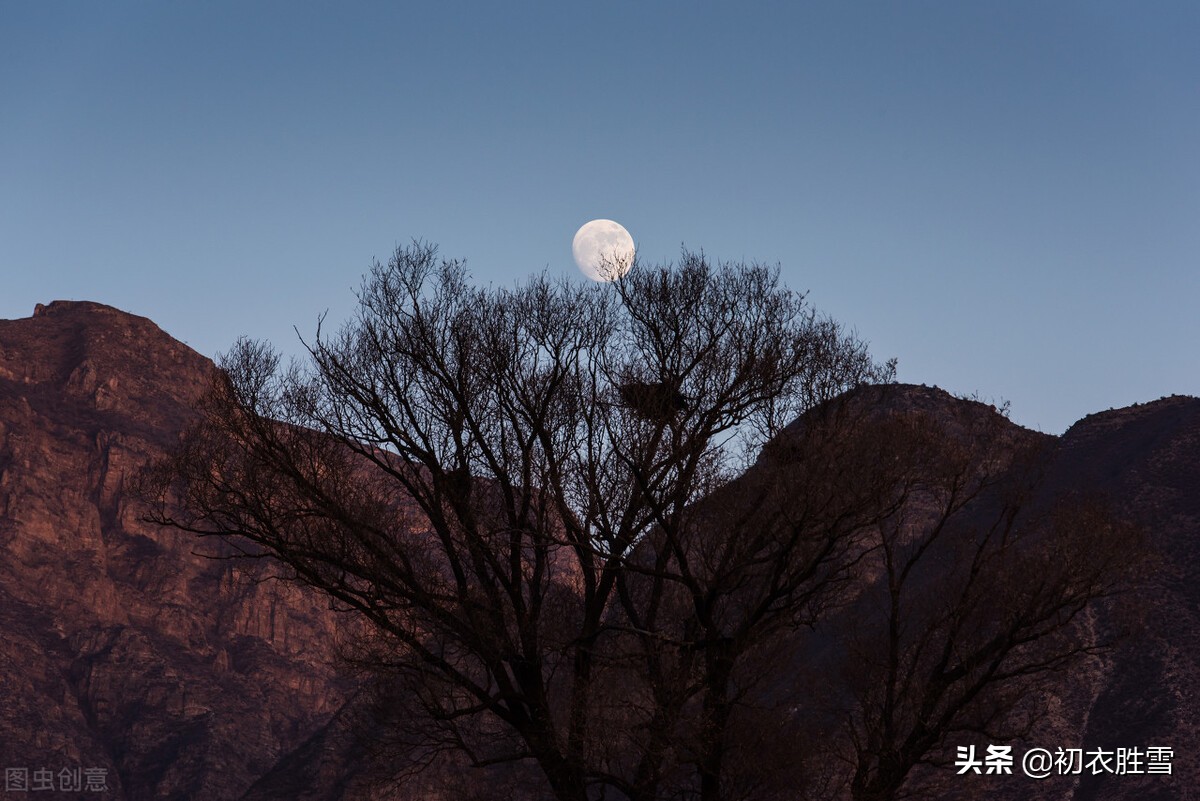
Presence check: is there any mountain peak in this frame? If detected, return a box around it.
[1064,393,1200,439]
[0,301,347,799]
[32,299,130,318]
[0,299,214,436]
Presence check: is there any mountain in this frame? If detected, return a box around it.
[0,301,1195,799]
[0,302,349,800]
[805,385,1199,800]
[1044,396,1200,797]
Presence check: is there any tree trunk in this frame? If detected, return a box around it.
[699,642,735,801]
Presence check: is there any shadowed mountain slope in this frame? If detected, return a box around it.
[1044,396,1200,798]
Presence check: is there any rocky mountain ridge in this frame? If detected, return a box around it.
[0,301,350,800]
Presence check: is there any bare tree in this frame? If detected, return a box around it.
[143,243,1137,801]
[144,243,893,801]
[786,399,1144,801]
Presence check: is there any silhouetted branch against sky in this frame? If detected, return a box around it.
[145,245,1140,801]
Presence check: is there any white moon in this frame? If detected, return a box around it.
[572,219,635,282]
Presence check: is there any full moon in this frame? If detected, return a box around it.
[572,219,635,282]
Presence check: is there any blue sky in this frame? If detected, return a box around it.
[2,2,1197,433]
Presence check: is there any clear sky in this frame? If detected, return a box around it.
[2,2,1197,433]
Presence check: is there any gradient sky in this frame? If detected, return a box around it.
[2,2,1197,433]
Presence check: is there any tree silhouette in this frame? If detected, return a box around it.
[143,243,1137,801]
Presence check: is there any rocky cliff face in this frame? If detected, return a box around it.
[822,386,1199,801]
[0,302,349,800]
[1045,396,1200,799]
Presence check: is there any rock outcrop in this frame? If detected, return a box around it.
[0,302,349,800]
[1045,396,1200,798]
